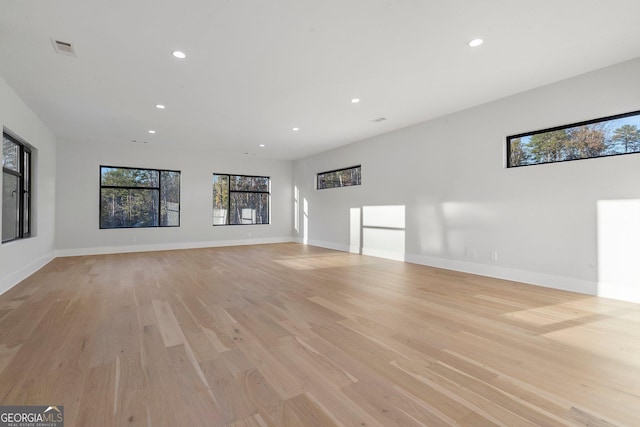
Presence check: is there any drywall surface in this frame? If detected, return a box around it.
[294,58,640,297]
[55,140,293,255]
[0,75,56,294]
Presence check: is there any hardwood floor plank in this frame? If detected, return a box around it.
[237,338,309,400]
[228,413,270,427]
[0,243,639,426]
[341,379,436,427]
[75,361,116,427]
[280,393,340,427]
[275,335,357,389]
[152,299,186,348]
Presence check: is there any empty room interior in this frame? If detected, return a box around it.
[2,1,640,426]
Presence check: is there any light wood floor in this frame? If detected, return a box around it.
[0,243,639,426]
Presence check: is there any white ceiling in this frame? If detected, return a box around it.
[1,0,640,160]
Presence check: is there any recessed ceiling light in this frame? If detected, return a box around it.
[351,98,360,103]
[172,50,186,59]
[468,38,483,47]
[259,144,265,147]
[148,130,156,134]
[292,127,300,131]
[155,104,166,109]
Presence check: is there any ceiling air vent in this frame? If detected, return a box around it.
[51,39,76,56]
[371,117,387,123]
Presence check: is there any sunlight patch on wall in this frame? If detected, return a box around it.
[294,186,299,233]
[350,207,361,254]
[303,198,309,245]
[361,205,405,261]
[597,199,640,303]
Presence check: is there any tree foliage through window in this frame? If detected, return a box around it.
[2,133,31,243]
[100,166,180,228]
[213,174,270,225]
[508,111,640,167]
[317,165,361,189]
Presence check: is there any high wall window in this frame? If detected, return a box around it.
[2,133,31,243]
[507,110,640,167]
[100,166,180,229]
[212,174,270,225]
[317,165,361,189]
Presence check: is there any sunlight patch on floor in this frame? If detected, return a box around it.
[542,319,640,368]
[274,253,377,271]
[501,302,593,327]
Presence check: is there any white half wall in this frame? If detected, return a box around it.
[293,57,640,298]
[0,75,57,294]
[55,140,293,256]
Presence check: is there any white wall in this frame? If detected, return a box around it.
[55,140,293,256]
[0,76,57,294]
[293,58,640,297]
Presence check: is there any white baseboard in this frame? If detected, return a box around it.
[3,240,601,301]
[304,239,350,253]
[405,253,597,296]
[298,238,597,297]
[362,248,405,262]
[55,237,295,257]
[597,281,640,303]
[0,253,55,295]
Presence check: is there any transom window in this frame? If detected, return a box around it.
[2,132,32,243]
[507,110,640,168]
[212,174,270,225]
[100,166,180,229]
[317,165,361,189]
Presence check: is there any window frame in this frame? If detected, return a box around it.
[2,132,31,243]
[317,165,361,190]
[212,173,271,226]
[99,165,181,229]
[506,109,640,168]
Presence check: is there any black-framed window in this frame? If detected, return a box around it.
[212,174,270,225]
[100,166,180,229]
[2,132,32,243]
[507,110,640,168]
[317,165,361,189]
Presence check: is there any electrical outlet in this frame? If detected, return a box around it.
[465,246,478,259]
[491,251,498,261]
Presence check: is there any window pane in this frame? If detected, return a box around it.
[2,134,32,242]
[317,166,361,189]
[212,174,229,224]
[2,172,20,242]
[99,166,180,228]
[101,188,159,228]
[230,175,269,192]
[229,192,269,225]
[2,137,19,172]
[160,171,180,226]
[507,110,640,167]
[100,167,159,187]
[213,174,270,226]
[23,151,30,236]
